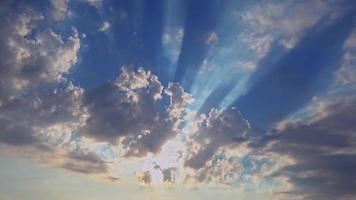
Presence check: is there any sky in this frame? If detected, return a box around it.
[0,0,356,200]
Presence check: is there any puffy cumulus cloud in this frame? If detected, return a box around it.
[249,96,356,200]
[165,82,194,120]
[0,83,84,145]
[185,107,250,170]
[0,6,82,146]
[0,5,108,177]
[0,81,110,176]
[181,107,251,184]
[181,138,282,188]
[0,11,80,103]
[185,148,243,184]
[181,95,350,194]
[0,7,192,177]
[80,66,192,157]
[0,82,98,175]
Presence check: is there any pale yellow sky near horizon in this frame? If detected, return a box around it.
[0,153,274,200]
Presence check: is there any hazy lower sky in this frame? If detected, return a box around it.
[0,0,356,200]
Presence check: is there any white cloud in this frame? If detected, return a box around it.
[240,34,273,59]
[162,27,184,65]
[344,31,356,49]
[335,62,356,87]
[240,0,343,55]
[81,0,103,8]
[162,28,184,44]
[99,21,111,32]
[333,29,356,89]
[50,0,69,21]
[205,32,219,44]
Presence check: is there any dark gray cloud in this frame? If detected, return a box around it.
[0,6,82,151]
[162,167,176,184]
[60,150,108,174]
[0,5,105,176]
[80,66,192,157]
[0,83,84,146]
[249,96,356,200]
[139,171,152,186]
[182,94,356,197]
[0,120,37,146]
[185,107,250,170]
[0,10,80,103]
[0,4,193,177]
[0,11,192,174]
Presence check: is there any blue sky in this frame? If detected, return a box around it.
[0,0,356,200]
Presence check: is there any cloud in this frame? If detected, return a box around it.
[234,9,355,129]
[240,34,273,59]
[0,6,193,177]
[138,171,152,186]
[334,29,356,89]
[0,122,38,146]
[138,163,177,187]
[0,6,105,176]
[334,55,356,87]
[241,1,342,49]
[236,0,347,73]
[60,150,108,174]
[185,107,250,171]
[249,96,356,200]
[186,148,244,184]
[162,167,177,185]
[162,28,184,45]
[50,0,70,21]
[0,8,82,146]
[0,80,108,175]
[0,82,84,144]
[0,11,80,103]
[99,21,111,32]
[80,66,192,157]
[81,0,103,8]
[205,32,218,44]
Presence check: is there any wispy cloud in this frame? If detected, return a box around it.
[99,21,111,32]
